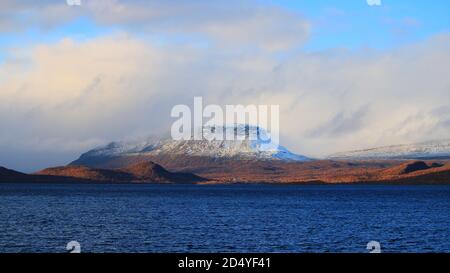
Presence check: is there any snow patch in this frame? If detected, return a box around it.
[83,125,310,161]
[329,139,450,160]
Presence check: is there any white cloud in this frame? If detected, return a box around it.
[0,0,310,52]
[2,33,450,172]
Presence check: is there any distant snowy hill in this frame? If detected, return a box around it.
[328,139,450,160]
[71,125,310,169]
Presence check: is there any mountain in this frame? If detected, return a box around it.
[37,166,134,182]
[0,166,95,184]
[379,161,444,176]
[71,125,311,170]
[0,166,29,181]
[37,161,205,183]
[4,128,450,184]
[2,159,450,185]
[371,161,450,185]
[1,160,204,184]
[121,161,204,182]
[328,139,450,160]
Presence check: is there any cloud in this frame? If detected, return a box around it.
[0,34,170,171]
[306,104,371,138]
[0,0,80,32]
[2,32,450,172]
[387,106,450,140]
[0,0,310,52]
[383,17,422,38]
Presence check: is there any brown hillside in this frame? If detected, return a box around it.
[37,161,206,183]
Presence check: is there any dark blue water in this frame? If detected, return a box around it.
[0,183,449,253]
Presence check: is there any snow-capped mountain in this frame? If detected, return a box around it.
[328,139,450,160]
[72,125,310,169]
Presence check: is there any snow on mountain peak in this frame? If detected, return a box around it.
[328,139,450,160]
[82,124,310,162]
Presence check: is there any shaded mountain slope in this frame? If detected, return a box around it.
[0,166,30,181]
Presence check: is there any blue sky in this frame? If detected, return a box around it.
[0,17,116,63]
[1,0,449,55]
[271,0,450,50]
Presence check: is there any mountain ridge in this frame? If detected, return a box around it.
[2,159,450,185]
[71,125,311,170]
[38,161,205,183]
[328,139,450,160]
[0,161,205,184]
[3,132,450,185]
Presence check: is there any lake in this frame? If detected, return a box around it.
[0,183,449,253]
